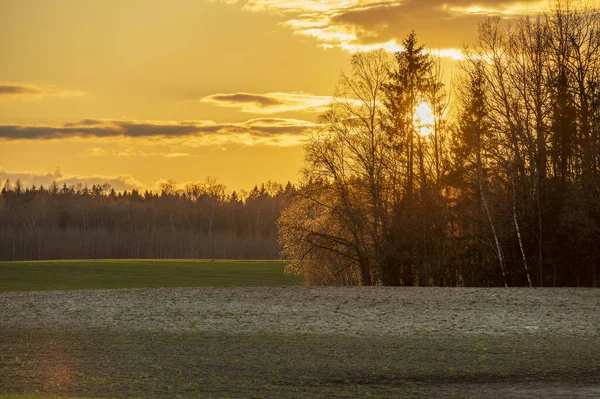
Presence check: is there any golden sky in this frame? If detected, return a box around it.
[0,0,552,192]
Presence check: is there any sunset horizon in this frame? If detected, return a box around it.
[0,0,565,192]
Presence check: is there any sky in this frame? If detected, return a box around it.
[0,0,554,192]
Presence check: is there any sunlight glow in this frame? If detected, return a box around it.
[442,1,551,16]
[415,102,434,136]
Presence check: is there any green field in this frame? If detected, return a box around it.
[0,396,104,399]
[0,259,302,292]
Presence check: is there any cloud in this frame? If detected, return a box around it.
[200,92,334,114]
[84,147,108,157]
[220,0,556,56]
[442,1,551,16]
[205,93,284,108]
[116,150,192,157]
[0,168,235,192]
[163,152,191,158]
[0,85,42,96]
[63,119,104,127]
[0,83,85,100]
[0,118,320,146]
[0,167,144,191]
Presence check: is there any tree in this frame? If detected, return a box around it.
[279,50,392,285]
[382,31,435,286]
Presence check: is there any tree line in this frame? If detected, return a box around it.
[278,4,600,287]
[0,178,293,260]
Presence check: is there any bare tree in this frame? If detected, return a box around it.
[279,50,392,285]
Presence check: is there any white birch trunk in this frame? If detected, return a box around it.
[478,165,508,287]
[511,171,533,287]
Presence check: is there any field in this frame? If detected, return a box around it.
[1,261,599,398]
[0,260,302,292]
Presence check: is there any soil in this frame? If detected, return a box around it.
[1,287,599,398]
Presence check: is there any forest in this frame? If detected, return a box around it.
[0,179,292,261]
[278,5,600,287]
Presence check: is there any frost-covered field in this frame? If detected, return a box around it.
[1,287,599,398]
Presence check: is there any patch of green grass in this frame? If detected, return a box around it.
[0,396,105,399]
[0,396,101,399]
[0,396,141,399]
[0,259,302,292]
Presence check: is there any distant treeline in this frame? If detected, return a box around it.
[0,179,293,261]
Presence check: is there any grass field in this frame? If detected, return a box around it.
[0,259,302,292]
[0,396,101,399]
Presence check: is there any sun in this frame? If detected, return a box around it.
[414,102,434,136]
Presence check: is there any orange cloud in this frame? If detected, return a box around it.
[0,83,85,100]
[443,1,551,16]
[0,118,320,147]
[83,147,108,157]
[200,92,334,114]
[163,152,191,158]
[220,0,576,56]
[0,167,144,191]
[85,147,192,158]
